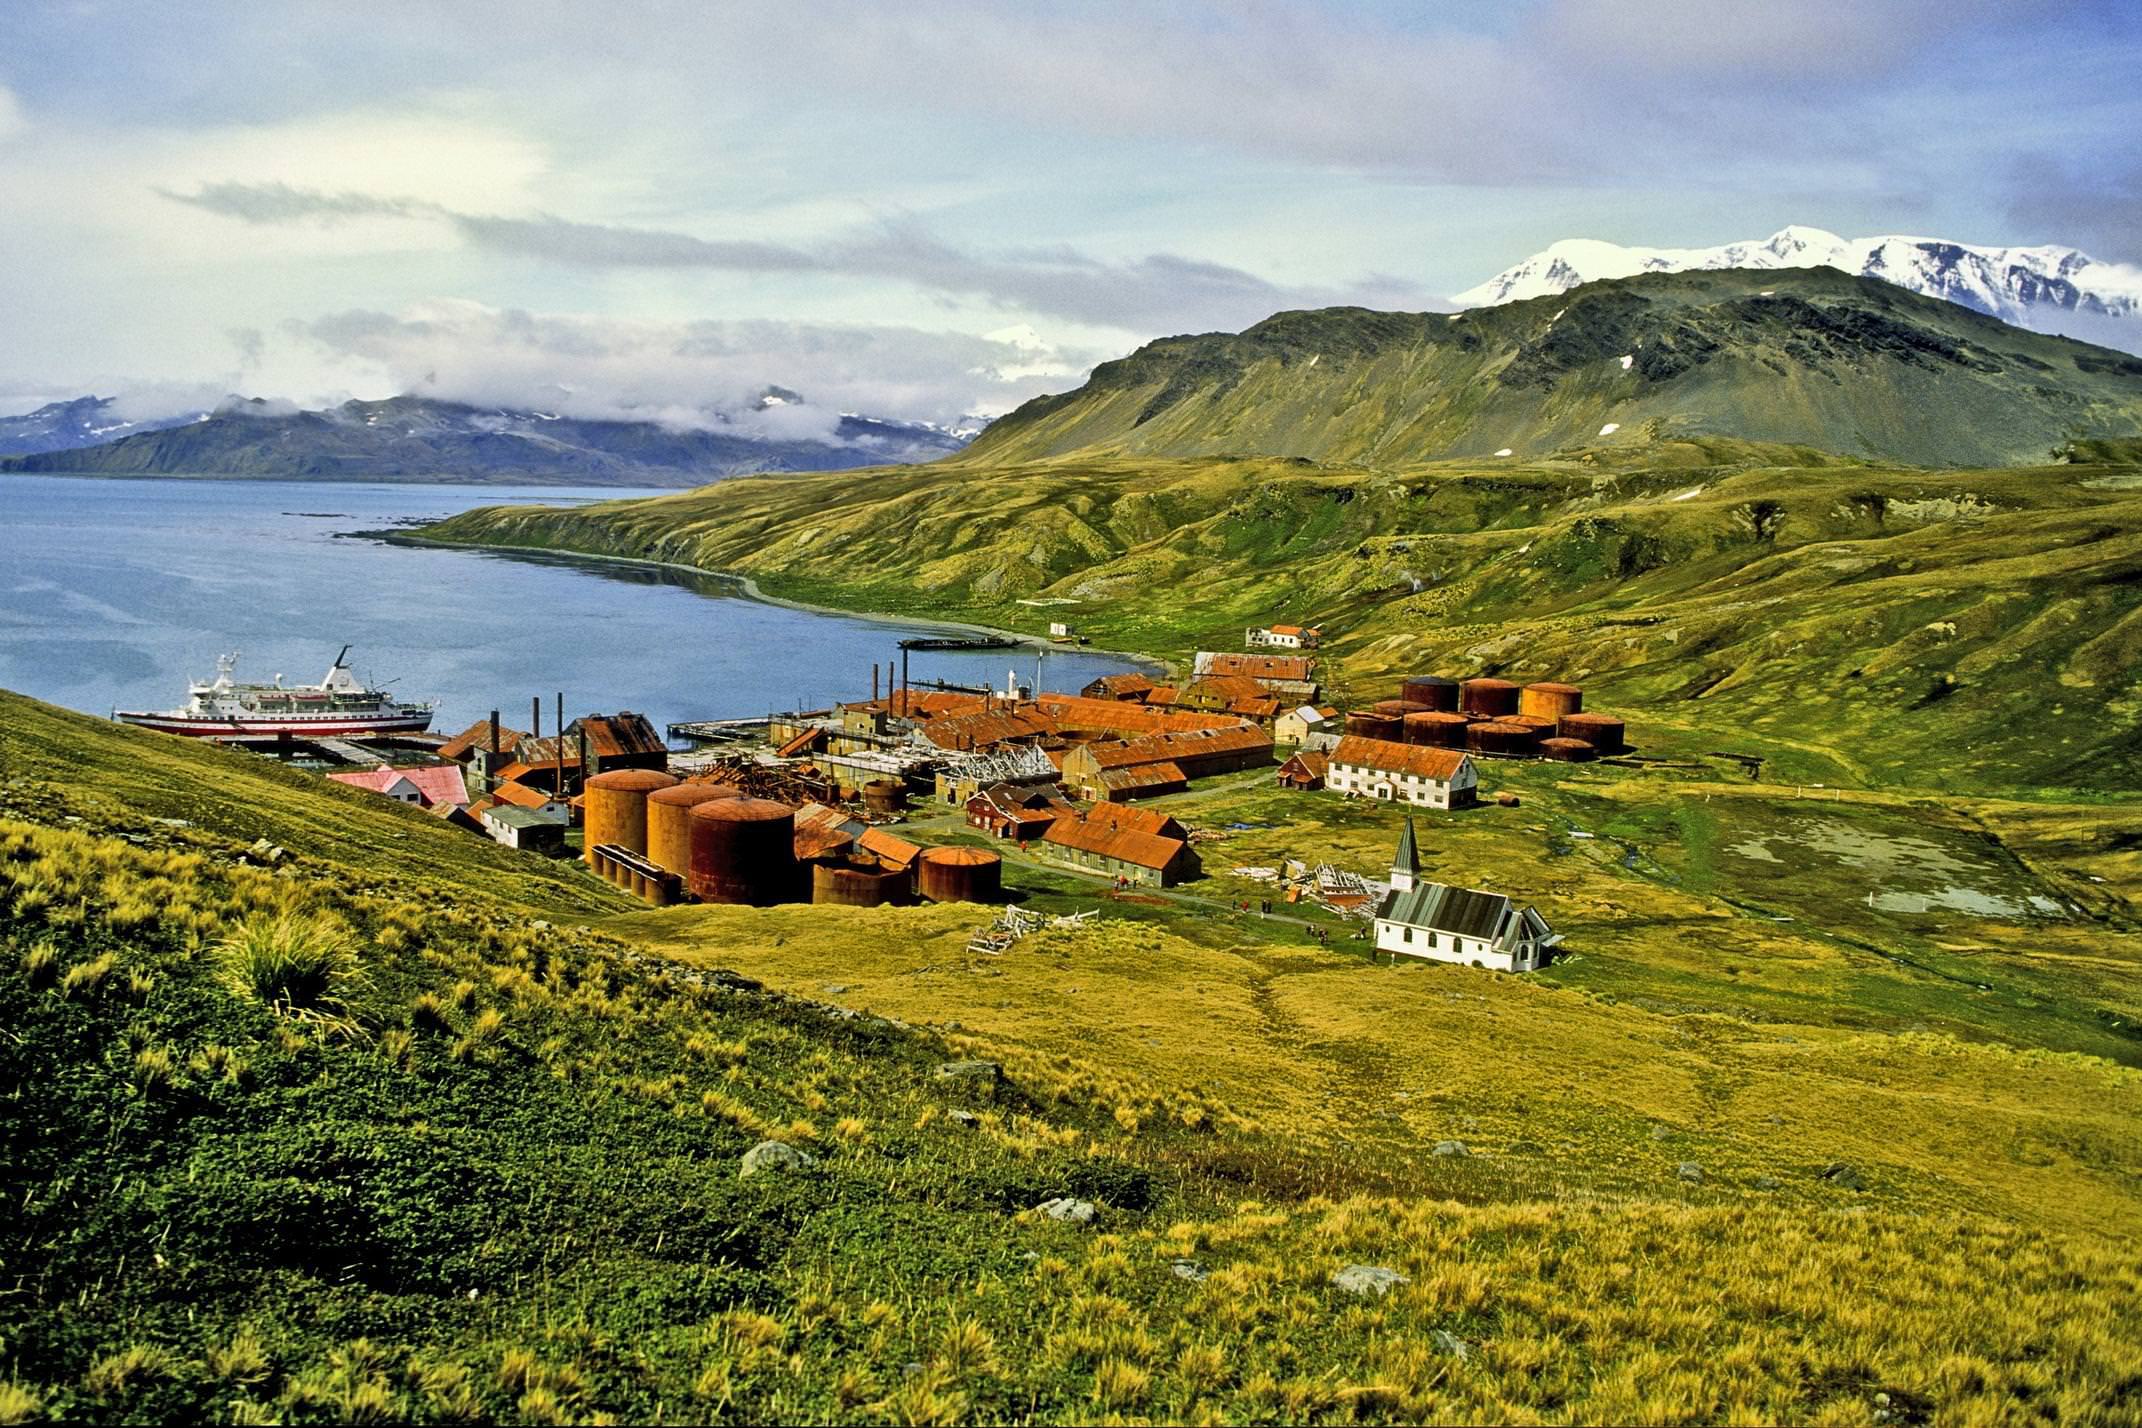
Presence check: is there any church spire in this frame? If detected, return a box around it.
[1391,815,1420,893]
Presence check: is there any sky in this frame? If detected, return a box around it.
[2,0,2138,430]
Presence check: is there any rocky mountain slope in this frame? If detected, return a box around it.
[0,395,207,457]
[1457,226,2142,349]
[0,393,967,485]
[958,269,2142,470]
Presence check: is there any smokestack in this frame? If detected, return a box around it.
[532,695,541,747]
[901,646,910,707]
[487,709,500,793]
[872,664,879,703]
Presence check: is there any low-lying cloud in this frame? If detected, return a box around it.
[165,182,1434,333]
[291,300,1106,432]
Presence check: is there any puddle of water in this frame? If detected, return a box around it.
[1726,812,2063,920]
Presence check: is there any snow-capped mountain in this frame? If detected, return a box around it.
[0,395,208,458]
[1456,227,2142,349]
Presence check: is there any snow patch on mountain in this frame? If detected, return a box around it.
[1456,227,2142,351]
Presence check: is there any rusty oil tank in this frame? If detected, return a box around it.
[1467,720,1540,755]
[1345,710,1403,741]
[1458,678,1521,718]
[1510,715,1559,739]
[581,768,678,863]
[917,845,1002,904]
[686,797,798,905]
[1558,713,1626,754]
[812,855,913,907]
[1539,737,1597,762]
[1519,682,1584,720]
[1400,675,1460,711]
[646,781,741,880]
[1404,711,1472,748]
[861,778,908,816]
[1372,698,1431,718]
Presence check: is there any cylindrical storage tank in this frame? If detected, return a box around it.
[1458,678,1521,718]
[1467,721,1540,755]
[1405,712,1472,748]
[1559,713,1626,754]
[1510,715,1558,738]
[581,769,678,863]
[1372,699,1431,717]
[861,778,908,816]
[1400,675,1461,712]
[687,798,798,906]
[1520,682,1584,721]
[1539,737,1597,762]
[1345,711,1403,741]
[917,846,1002,904]
[646,782,742,879]
[812,856,912,907]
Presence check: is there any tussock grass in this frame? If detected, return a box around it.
[215,910,358,1015]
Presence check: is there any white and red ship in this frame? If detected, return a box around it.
[114,647,434,738]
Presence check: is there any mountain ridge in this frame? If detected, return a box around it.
[1457,226,2142,350]
[960,268,2142,470]
[0,393,969,485]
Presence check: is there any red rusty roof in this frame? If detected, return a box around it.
[1329,736,1471,781]
[487,780,557,810]
[1196,652,1318,682]
[1041,817,1187,871]
[436,720,527,762]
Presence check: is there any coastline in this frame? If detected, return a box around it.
[378,530,1175,677]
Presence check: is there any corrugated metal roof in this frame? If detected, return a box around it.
[437,720,526,762]
[488,780,556,810]
[858,827,921,867]
[327,764,469,807]
[1097,761,1187,792]
[1041,818,1186,870]
[1330,736,1471,781]
[1381,881,1510,939]
[1082,802,1185,839]
[1195,652,1317,682]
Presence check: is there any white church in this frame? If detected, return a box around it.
[1373,817,1559,972]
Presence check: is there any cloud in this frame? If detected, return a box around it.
[165,182,1436,331]
[291,299,1106,429]
[0,85,23,142]
[2002,155,2142,267]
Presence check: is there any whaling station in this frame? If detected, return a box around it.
[128,628,1627,970]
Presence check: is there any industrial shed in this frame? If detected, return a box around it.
[1039,816,1198,886]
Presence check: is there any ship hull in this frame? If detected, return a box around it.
[113,712,434,738]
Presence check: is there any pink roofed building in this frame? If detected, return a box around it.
[326,764,470,810]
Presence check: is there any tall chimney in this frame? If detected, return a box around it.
[531,695,542,747]
[872,664,879,702]
[487,709,500,793]
[901,646,910,706]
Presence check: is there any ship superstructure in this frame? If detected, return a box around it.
[114,647,434,738]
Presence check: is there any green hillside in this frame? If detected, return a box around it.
[417,445,2142,793]
[963,270,2142,469]
[4,692,2141,1424]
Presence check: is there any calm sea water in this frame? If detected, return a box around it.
[0,476,1144,736]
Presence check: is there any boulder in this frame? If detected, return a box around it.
[1820,1162,1866,1191]
[1330,1264,1408,1297]
[1035,1197,1097,1226]
[739,1140,818,1180]
[1430,1329,1470,1361]
[1431,1140,1470,1158]
[1676,1162,1704,1184]
[936,1059,1003,1085]
[1170,1260,1207,1282]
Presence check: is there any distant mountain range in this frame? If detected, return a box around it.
[962,267,2142,469]
[0,393,972,484]
[1457,227,2142,350]
[0,396,209,457]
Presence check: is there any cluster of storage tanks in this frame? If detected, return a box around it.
[1344,676,1628,761]
[580,769,1000,907]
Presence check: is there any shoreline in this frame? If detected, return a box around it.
[378,531,1175,677]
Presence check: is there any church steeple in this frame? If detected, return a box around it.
[1391,815,1420,893]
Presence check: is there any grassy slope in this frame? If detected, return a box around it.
[419,446,2142,794]
[962,270,2142,470]
[3,696,2141,1425]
